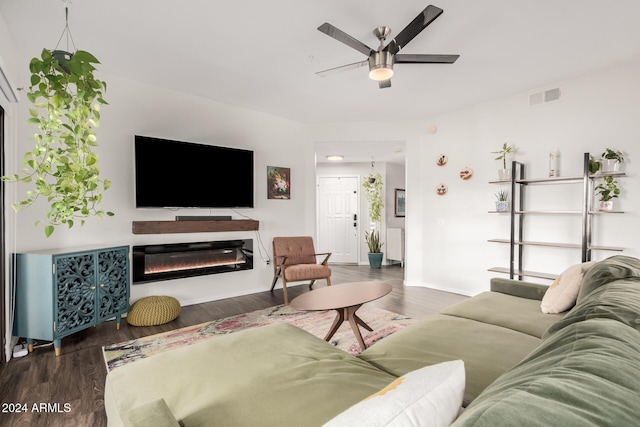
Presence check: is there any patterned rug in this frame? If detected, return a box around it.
[103,304,415,372]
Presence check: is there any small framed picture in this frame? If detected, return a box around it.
[394,188,406,217]
[267,166,290,199]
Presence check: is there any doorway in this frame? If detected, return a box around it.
[316,176,359,264]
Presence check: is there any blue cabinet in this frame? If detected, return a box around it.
[13,245,130,356]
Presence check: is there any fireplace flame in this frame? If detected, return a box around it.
[144,249,245,274]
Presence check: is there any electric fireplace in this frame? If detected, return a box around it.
[132,239,253,284]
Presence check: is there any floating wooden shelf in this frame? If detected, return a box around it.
[488,239,624,252]
[488,267,557,281]
[132,220,259,234]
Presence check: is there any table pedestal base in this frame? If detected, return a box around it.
[324,304,373,351]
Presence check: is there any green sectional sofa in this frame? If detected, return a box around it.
[104,255,640,426]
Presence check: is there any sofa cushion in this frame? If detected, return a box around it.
[451,318,640,427]
[544,278,640,338]
[577,255,640,303]
[540,261,595,314]
[358,314,542,406]
[441,292,563,338]
[105,323,397,427]
[323,360,465,427]
[127,398,180,427]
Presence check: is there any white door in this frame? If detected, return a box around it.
[317,176,359,264]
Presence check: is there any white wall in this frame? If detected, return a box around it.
[411,59,640,295]
[385,162,406,230]
[310,60,640,297]
[5,65,316,307]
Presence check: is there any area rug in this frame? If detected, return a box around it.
[103,304,415,372]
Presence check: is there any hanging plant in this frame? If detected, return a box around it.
[2,48,112,237]
[362,172,384,223]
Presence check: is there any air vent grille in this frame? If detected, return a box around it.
[529,88,561,106]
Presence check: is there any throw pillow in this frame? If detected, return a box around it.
[323,360,465,427]
[540,261,596,314]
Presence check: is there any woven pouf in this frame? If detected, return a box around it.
[127,296,181,327]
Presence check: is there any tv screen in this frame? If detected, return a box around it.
[134,135,254,208]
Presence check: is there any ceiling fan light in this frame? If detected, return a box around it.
[368,51,394,82]
[369,67,394,82]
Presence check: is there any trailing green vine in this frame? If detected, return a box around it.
[362,173,384,223]
[2,48,113,237]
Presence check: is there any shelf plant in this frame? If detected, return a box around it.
[595,175,620,211]
[494,190,509,212]
[599,148,624,173]
[602,148,624,163]
[492,143,514,181]
[2,48,112,237]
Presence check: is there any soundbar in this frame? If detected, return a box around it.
[175,216,233,221]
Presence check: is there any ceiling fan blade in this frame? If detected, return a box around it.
[378,79,391,89]
[384,5,443,55]
[316,60,369,77]
[318,22,375,57]
[395,53,459,64]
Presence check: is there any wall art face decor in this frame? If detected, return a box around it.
[459,167,473,180]
[267,166,290,199]
[437,155,448,166]
[436,184,448,196]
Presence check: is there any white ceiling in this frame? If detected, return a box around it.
[3,0,640,164]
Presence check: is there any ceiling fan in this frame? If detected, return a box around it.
[316,4,459,88]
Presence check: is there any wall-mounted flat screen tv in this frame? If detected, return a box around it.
[134,135,254,208]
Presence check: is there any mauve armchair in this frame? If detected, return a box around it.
[271,236,332,305]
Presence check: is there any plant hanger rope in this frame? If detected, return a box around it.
[54,6,77,53]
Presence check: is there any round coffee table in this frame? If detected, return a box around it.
[290,281,392,351]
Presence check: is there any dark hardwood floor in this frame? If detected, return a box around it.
[0,265,467,426]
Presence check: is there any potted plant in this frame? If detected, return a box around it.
[494,190,509,212]
[1,48,112,237]
[363,172,384,268]
[365,230,384,268]
[599,148,624,173]
[588,156,601,174]
[595,176,620,211]
[492,143,514,181]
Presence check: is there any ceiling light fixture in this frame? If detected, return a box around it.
[368,47,394,82]
[326,154,344,161]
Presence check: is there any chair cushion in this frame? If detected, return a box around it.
[273,236,318,265]
[284,264,331,282]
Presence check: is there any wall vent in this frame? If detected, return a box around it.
[529,88,561,106]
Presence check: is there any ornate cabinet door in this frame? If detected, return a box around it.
[14,245,130,356]
[54,251,97,337]
[97,247,130,322]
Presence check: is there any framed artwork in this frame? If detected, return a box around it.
[267,166,290,199]
[395,188,406,217]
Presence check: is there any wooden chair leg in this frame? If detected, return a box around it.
[326,276,332,287]
[308,280,317,289]
[282,278,289,305]
[270,267,281,292]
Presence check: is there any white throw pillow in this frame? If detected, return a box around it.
[541,261,596,314]
[323,360,465,427]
